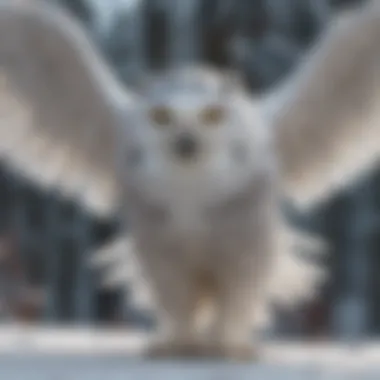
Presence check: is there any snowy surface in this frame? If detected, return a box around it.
[0,326,379,379]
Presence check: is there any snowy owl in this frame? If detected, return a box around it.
[0,0,380,360]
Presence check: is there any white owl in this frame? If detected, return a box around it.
[0,0,380,360]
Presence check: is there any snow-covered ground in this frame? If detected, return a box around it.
[0,326,379,379]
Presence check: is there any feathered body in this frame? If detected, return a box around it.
[110,69,324,358]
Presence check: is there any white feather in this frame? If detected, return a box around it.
[0,1,135,215]
[267,1,380,209]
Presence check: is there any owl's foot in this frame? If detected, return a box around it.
[145,341,205,359]
[145,341,259,362]
[215,344,259,362]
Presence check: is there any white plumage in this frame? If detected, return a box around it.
[0,0,379,360]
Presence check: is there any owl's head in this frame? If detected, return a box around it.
[120,66,273,205]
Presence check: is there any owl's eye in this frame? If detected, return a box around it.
[149,106,173,127]
[199,105,225,126]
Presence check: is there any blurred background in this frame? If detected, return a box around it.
[0,0,378,343]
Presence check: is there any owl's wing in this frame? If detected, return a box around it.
[267,2,380,209]
[0,1,135,215]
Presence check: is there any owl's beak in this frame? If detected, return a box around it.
[172,133,199,161]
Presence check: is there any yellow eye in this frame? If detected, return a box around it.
[200,105,225,126]
[149,106,173,127]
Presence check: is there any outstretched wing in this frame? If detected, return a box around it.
[0,1,134,214]
[267,1,380,209]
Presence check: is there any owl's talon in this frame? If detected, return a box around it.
[145,341,259,362]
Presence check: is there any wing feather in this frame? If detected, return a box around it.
[268,2,380,208]
[0,1,134,214]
